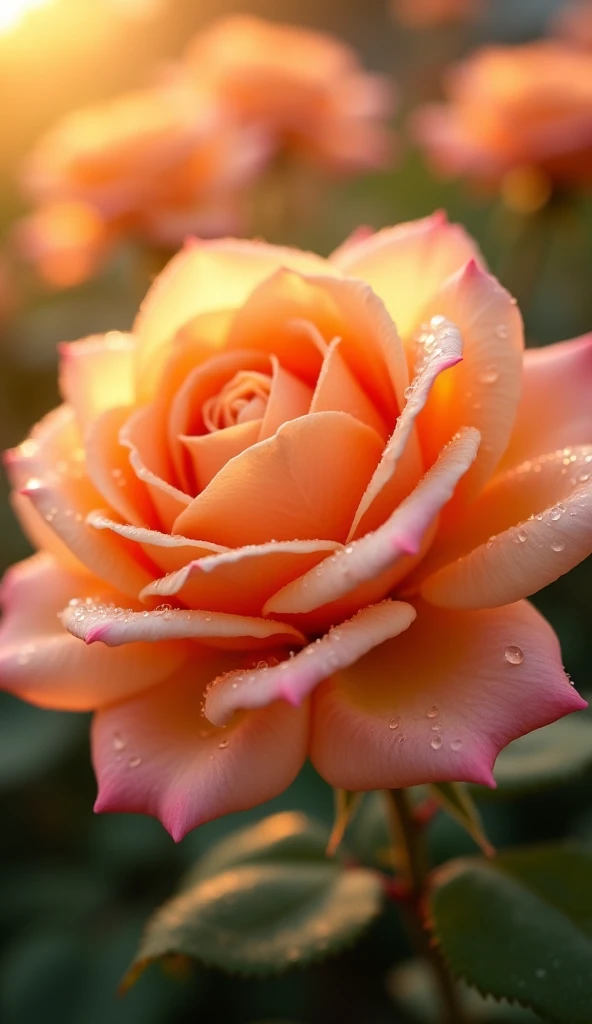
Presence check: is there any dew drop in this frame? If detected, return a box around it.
[517,529,527,543]
[218,738,229,749]
[551,539,565,552]
[549,506,562,521]
[430,735,443,750]
[404,385,414,400]
[389,716,400,731]
[128,756,142,768]
[112,732,125,752]
[495,324,509,339]
[450,739,463,751]
[478,365,499,384]
[427,705,439,718]
[505,645,524,665]
[431,722,441,732]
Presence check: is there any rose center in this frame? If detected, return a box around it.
[202,370,272,432]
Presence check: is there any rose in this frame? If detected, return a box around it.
[183,15,395,174]
[391,0,478,30]
[412,42,592,190]
[1,212,589,840]
[19,81,269,286]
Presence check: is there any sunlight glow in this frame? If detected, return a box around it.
[0,0,54,33]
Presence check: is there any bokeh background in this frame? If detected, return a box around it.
[0,1,591,1022]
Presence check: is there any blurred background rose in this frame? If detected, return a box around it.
[0,3,591,1024]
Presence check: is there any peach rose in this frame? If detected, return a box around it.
[391,0,478,29]
[412,42,592,189]
[20,82,268,285]
[1,213,589,839]
[183,15,395,174]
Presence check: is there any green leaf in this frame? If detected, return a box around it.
[125,811,383,981]
[428,844,592,1024]
[472,716,592,798]
[430,783,494,856]
[388,959,539,1022]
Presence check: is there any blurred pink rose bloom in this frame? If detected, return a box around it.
[413,42,592,189]
[1,214,589,839]
[18,81,269,286]
[183,15,396,174]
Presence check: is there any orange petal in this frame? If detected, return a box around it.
[120,406,190,531]
[92,661,309,839]
[414,259,523,500]
[310,338,388,438]
[226,269,408,421]
[349,316,463,539]
[181,420,262,492]
[85,406,157,527]
[140,539,340,615]
[134,238,334,399]
[58,332,136,431]
[63,600,305,651]
[205,600,417,726]
[420,446,592,609]
[264,426,480,626]
[86,511,223,576]
[499,335,592,472]
[258,356,314,440]
[330,211,483,338]
[311,599,586,790]
[0,555,190,711]
[173,412,384,546]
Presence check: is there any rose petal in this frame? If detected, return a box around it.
[310,598,586,790]
[226,269,409,421]
[85,406,157,528]
[264,426,480,628]
[63,601,305,650]
[140,539,340,615]
[58,332,136,431]
[0,554,189,710]
[349,316,463,539]
[419,446,592,609]
[92,661,308,840]
[414,259,523,500]
[499,335,592,472]
[173,412,384,546]
[330,211,483,338]
[310,338,388,438]
[134,237,334,399]
[181,420,262,492]
[258,357,314,440]
[205,599,417,726]
[86,510,224,577]
[120,406,190,531]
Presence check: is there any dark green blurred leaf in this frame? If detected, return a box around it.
[388,959,540,1023]
[429,844,592,1024]
[0,693,86,790]
[126,811,383,980]
[472,716,592,799]
[430,783,494,856]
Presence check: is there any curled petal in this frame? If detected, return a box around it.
[0,555,189,711]
[85,406,157,528]
[86,511,223,576]
[92,662,309,840]
[141,539,340,615]
[134,238,333,399]
[173,412,384,546]
[58,332,136,431]
[330,211,483,338]
[264,426,480,620]
[62,601,306,650]
[310,337,388,439]
[349,316,463,539]
[205,600,417,726]
[311,599,586,791]
[420,446,592,609]
[499,335,592,472]
[414,259,523,500]
[120,406,190,531]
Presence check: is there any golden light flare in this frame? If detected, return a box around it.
[0,0,55,33]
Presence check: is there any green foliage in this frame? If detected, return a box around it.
[0,693,86,790]
[473,716,592,799]
[125,811,383,981]
[428,844,592,1024]
[429,783,494,856]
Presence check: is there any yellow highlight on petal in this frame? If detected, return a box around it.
[0,0,54,34]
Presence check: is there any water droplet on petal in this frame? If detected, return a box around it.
[505,645,524,665]
[389,716,400,730]
[517,529,527,543]
[551,539,565,552]
[430,735,443,750]
[218,738,229,749]
[113,732,125,752]
[450,739,463,751]
[478,365,499,385]
[549,506,562,521]
[128,756,142,768]
[427,705,439,718]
